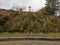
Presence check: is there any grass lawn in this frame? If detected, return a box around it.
[0,33,60,38]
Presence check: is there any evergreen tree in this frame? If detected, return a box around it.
[46,0,57,15]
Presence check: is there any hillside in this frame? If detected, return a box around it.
[0,9,60,33]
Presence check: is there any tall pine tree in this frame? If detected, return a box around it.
[46,0,57,15]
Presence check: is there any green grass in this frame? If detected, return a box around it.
[0,33,60,38]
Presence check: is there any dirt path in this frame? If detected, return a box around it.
[0,40,60,45]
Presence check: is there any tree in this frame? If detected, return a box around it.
[46,0,57,15]
[11,5,26,12]
[28,6,31,12]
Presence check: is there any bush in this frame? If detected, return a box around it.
[0,16,9,25]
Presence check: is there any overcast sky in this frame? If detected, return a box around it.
[0,0,46,11]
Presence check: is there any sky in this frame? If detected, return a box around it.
[0,0,46,11]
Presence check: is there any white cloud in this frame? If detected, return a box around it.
[0,0,12,9]
[0,0,46,11]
